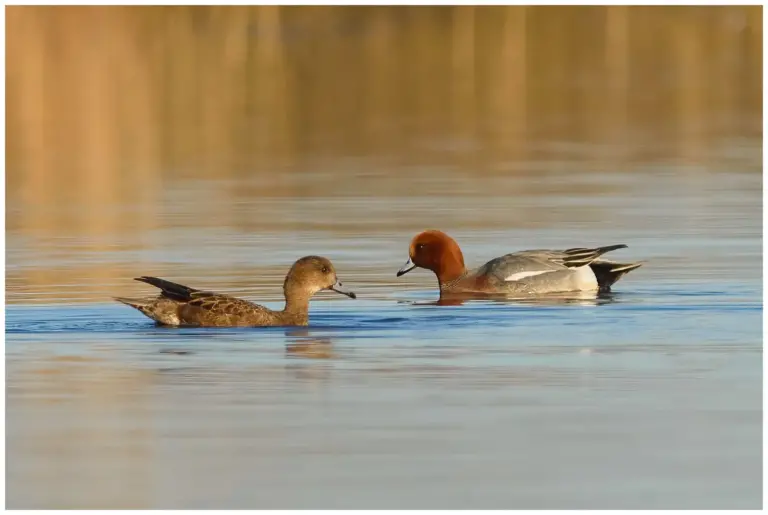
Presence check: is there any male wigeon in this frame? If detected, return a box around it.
[397,230,642,295]
[115,256,356,327]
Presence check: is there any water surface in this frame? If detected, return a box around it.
[6,6,762,509]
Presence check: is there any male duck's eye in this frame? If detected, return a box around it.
[416,243,426,251]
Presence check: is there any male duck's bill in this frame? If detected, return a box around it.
[396,257,416,277]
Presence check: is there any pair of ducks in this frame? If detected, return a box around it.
[117,230,643,327]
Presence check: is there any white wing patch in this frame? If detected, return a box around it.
[504,270,550,282]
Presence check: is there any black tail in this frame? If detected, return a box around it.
[589,261,643,293]
[561,244,628,268]
[134,276,200,302]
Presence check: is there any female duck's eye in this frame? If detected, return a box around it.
[321,266,329,274]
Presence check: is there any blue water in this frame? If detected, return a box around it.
[6,164,762,508]
[6,5,763,507]
[7,282,762,508]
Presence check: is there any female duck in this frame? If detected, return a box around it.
[397,230,642,295]
[116,256,356,327]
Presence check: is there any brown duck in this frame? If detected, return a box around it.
[115,256,356,327]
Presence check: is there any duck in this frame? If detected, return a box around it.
[115,256,356,327]
[397,230,642,296]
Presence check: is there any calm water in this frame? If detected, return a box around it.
[7,164,762,509]
[6,5,762,509]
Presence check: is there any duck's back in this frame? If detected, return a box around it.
[177,294,293,327]
[455,245,637,294]
[453,255,583,294]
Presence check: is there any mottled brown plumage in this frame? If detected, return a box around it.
[115,256,356,327]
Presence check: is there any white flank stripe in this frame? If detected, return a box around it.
[504,270,550,282]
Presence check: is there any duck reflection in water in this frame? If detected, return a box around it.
[284,328,335,360]
[402,290,620,307]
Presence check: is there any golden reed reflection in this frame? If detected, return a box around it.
[6,6,762,303]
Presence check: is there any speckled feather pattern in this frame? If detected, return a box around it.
[116,256,355,327]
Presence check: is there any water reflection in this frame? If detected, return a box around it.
[403,290,616,307]
[5,6,762,510]
[158,348,195,356]
[285,328,336,359]
[5,5,761,304]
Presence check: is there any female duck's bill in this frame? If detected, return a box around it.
[329,278,356,298]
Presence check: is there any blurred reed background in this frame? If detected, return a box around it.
[6,5,762,303]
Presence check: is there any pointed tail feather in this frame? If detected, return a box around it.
[115,295,182,326]
[114,296,151,309]
[562,244,628,268]
[114,297,160,320]
[589,261,643,292]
